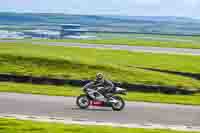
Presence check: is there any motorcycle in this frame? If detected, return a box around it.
[76,86,127,111]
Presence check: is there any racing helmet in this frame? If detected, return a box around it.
[96,73,104,81]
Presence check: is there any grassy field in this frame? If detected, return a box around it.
[33,37,200,49]
[1,82,200,105]
[0,42,200,90]
[0,118,199,133]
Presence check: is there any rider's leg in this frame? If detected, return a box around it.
[97,88,108,98]
[103,89,113,99]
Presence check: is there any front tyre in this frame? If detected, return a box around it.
[111,96,125,111]
[76,95,90,109]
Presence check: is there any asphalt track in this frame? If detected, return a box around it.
[0,93,200,128]
[34,42,200,55]
[1,40,200,130]
[1,39,200,55]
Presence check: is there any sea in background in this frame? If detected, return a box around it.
[0,12,200,40]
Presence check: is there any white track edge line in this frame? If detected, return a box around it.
[0,114,199,132]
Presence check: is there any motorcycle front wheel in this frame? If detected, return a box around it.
[76,95,90,109]
[111,96,125,111]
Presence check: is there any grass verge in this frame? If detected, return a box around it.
[0,82,200,105]
[0,118,197,133]
[0,42,200,90]
[0,118,199,133]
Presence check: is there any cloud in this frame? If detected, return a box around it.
[134,0,161,5]
[0,0,199,18]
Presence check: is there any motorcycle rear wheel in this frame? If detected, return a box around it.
[76,95,90,109]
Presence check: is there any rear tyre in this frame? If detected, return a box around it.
[111,96,125,111]
[76,95,90,109]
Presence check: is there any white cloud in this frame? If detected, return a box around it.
[0,0,199,18]
[134,0,161,5]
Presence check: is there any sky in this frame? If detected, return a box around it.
[0,0,199,18]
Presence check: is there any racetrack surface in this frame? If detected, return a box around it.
[1,40,200,55]
[0,93,200,127]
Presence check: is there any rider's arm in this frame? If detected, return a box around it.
[105,80,114,89]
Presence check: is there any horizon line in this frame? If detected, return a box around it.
[0,11,198,20]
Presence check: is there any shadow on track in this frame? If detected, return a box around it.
[71,107,112,112]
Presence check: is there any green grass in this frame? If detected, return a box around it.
[1,118,199,133]
[1,82,200,105]
[0,42,200,90]
[0,82,81,97]
[33,37,200,49]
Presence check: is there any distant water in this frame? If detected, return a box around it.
[0,12,200,39]
[0,30,24,39]
[0,25,92,39]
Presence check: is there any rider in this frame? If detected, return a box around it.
[83,73,115,98]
